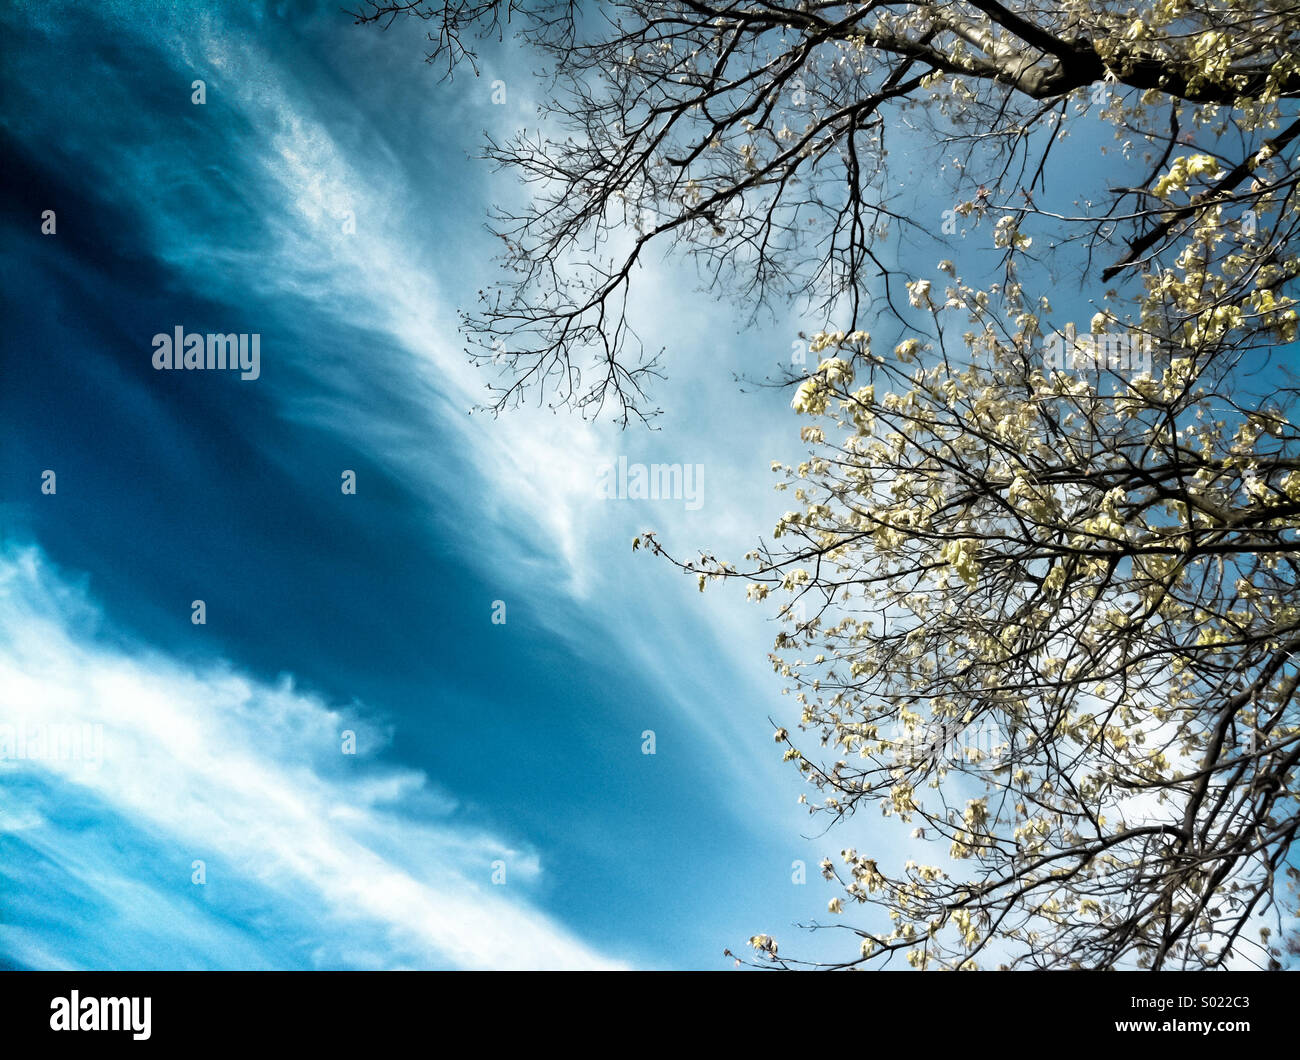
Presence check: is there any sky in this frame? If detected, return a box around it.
[0,0,872,970]
[6,0,1292,973]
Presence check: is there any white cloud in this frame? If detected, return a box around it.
[0,546,624,970]
[9,0,843,959]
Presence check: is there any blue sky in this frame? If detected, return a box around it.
[0,0,868,970]
[6,0,1291,972]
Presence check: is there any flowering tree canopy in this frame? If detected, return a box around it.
[361,1,1300,968]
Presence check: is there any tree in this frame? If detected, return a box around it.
[357,1,1300,969]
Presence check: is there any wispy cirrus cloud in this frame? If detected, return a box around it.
[1,0,848,970]
[16,0,807,799]
[0,545,624,969]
